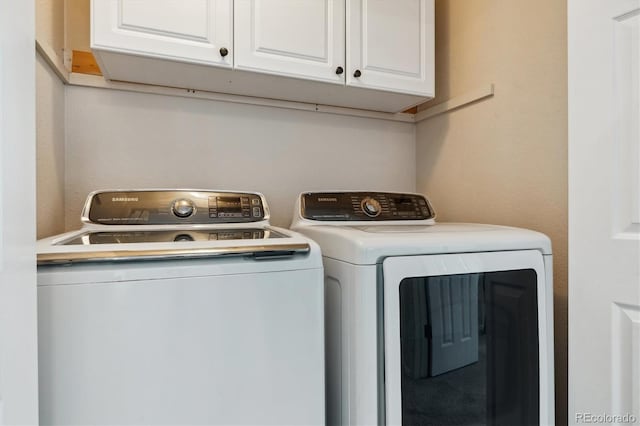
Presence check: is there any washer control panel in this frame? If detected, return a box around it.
[301,192,435,221]
[84,190,267,225]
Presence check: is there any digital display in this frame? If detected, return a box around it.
[211,231,262,240]
[393,197,415,210]
[217,196,242,213]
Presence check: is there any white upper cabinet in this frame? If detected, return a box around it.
[347,0,434,96]
[91,0,233,67]
[234,0,346,84]
[90,0,434,112]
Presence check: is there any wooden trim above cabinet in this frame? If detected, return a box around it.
[71,50,102,76]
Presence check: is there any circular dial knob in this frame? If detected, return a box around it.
[361,197,382,217]
[172,199,195,218]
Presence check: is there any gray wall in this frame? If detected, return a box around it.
[60,86,416,230]
[36,53,65,238]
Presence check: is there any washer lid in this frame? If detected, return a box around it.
[58,228,287,245]
[290,222,552,265]
[37,226,321,267]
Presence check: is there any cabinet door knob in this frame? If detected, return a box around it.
[219,47,229,57]
[335,66,344,75]
[353,69,362,78]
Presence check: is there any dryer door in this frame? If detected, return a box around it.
[381,250,553,426]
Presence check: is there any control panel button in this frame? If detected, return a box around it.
[251,198,261,206]
[172,199,195,218]
[361,197,382,217]
[252,207,262,218]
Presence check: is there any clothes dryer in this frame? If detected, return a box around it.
[38,189,324,425]
[291,191,554,426]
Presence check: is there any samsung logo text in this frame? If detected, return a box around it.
[112,197,139,202]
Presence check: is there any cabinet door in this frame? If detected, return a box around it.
[91,0,232,67]
[347,0,434,96]
[234,0,346,84]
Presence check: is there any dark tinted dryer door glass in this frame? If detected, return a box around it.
[398,270,539,426]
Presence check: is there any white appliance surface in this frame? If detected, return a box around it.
[37,190,325,426]
[290,191,554,426]
[292,221,552,265]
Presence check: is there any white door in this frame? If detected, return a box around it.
[234,0,346,84]
[425,275,480,377]
[568,0,640,424]
[383,251,554,426]
[346,0,434,96]
[91,0,233,67]
[0,0,39,424]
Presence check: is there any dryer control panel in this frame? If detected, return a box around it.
[301,192,435,221]
[83,190,268,225]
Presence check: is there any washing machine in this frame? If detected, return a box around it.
[37,189,324,426]
[290,191,554,426]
